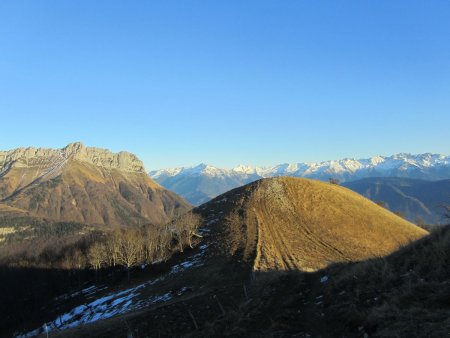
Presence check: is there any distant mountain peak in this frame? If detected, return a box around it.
[151,153,450,179]
[150,152,450,205]
[232,164,257,175]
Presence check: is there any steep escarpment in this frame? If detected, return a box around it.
[0,142,190,226]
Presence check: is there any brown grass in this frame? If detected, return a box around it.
[22,177,434,337]
[1,159,190,226]
[215,177,427,272]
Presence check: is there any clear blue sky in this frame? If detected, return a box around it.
[1,1,449,170]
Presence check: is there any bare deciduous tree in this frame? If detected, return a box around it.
[142,225,159,263]
[157,225,172,259]
[171,213,203,252]
[376,200,388,209]
[184,213,203,249]
[329,178,340,185]
[88,241,106,271]
[116,229,143,280]
[104,229,121,267]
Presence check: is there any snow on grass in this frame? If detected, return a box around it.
[18,284,153,337]
[17,241,212,337]
[169,243,210,275]
[177,286,193,296]
[54,284,107,302]
[206,218,218,226]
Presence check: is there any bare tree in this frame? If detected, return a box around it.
[116,229,143,280]
[71,249,86,271]
[141,225,159,263]
[415,216,426,228]
[329,177,340,185]
[184,213,203,249]
[171,213,203,252]
[173,221,188,252]
[156,225,172,260]
[88,241,106,271]
[104,229,121,267]
[376,200,388,209]
[394,210,407,220]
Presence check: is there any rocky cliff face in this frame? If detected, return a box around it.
[0,143,191,226]
[0,142,145,174]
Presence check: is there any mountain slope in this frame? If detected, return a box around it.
[0,142,190,226]
[343,177,450,225]
[187,224,450,337]
[152,163,260,205]
[198,177,427,272]
[14,177,428,337]
[150,153,450,205]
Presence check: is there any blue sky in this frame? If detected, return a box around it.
[0,1,449,170]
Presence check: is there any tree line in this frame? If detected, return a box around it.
[0,212,203,276]
[0,212,203,334]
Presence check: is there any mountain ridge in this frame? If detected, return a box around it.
[0,142,191,226]
[150,153,450,206]
[151,153,450,179]
[343,177,450,225]
[0,142,146,175]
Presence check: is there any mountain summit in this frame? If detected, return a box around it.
[0,142,190,226]
[150,153,450,205]
[196,177,427,272]
[0,142,145,175]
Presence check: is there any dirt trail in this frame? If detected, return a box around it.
[242,177,427,273]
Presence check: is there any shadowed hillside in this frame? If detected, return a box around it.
[343,177,450,225]
[185,224,450,337]
[13,177,430,337]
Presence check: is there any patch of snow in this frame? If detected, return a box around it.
[176,286,193,296]
[19,242,212,337]
[206,218,218,226]
[170,242,210,275]
[17,277,164,337]
[149,292,172,304]
[54,284,105,301]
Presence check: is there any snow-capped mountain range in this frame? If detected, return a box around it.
[150,153,450,205]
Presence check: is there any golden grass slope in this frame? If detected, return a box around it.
[1,159,190,226]
[203,177,427,273]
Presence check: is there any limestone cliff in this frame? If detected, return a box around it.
[0,142,191,226]
[0,142,145,174]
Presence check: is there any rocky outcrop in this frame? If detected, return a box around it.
[0,142,145,174]
[0,142,191,226]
